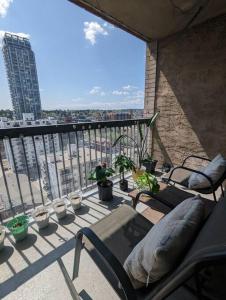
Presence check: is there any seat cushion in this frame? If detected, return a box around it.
[188,154,226,190]
[84,204,153,299]
[123,196,205,289]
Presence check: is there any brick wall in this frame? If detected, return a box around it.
[145,14,226,168]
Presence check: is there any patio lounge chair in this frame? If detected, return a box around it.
[133,187,215,218]
[72,197,226,299]
[163,154,226,202]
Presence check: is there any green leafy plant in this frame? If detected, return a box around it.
[7,215,29,242]
[141,153,154,163]
[112,112,159,168]
[135,172,160,193]
[114,154,135,181]
[88,163,115,187]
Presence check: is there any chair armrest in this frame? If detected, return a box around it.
[167,166,214,190]
[149,246,226,300]
[182,155,211,167]
[75,227,136,300]
[134,190,175,210]
[134,190,155,209]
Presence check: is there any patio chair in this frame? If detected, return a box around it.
[163,154,226,202]
[133,188,215,218]
[72,197,226,300]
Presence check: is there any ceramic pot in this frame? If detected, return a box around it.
[68,192,82,211]
[33,206,49,229]
[53,199,67,220]
[0,225,5,250]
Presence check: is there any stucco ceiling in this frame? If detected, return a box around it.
[69,0,226,41]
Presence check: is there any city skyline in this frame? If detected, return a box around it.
[0,0,145,111]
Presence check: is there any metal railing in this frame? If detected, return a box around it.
[0,118,149,219]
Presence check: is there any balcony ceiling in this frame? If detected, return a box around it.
[69,0,226,41]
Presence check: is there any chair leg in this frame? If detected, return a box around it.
[213,191,217,202]
[72,231,84,281]
[221,184,225,197]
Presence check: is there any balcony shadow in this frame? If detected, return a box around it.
[38,222,58,237]
[99,194,125,210]
[79,290,93,300]
[155,27,226,162]
[0,246,14,263]
[74,204,90,215]
[58,213,75,225]
[14,234,37,251]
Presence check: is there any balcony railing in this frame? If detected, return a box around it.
[0,118,150,220]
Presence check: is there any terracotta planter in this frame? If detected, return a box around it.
[33,207,49,229]
[68,192,82,211]
[119,179,128,191]
[97,180,113,201]
[53,199,67,220]
[7,215,29,242]
[0,225,5,250]
[132,168,145,181]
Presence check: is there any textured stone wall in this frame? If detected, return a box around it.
[145,14,226,168]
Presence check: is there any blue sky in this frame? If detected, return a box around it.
[0,0,145,110]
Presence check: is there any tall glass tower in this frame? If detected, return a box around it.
[2,33,42,120]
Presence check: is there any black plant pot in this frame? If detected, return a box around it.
[97,180,113,201]
[119,179,128,191]
[142,160,158,173]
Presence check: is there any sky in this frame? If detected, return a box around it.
[0,0,146,110]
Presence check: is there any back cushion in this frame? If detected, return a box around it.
[188,154,226,190]
[123,196,204,289]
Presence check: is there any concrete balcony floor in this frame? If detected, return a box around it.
[0,178,148,300]
[0,175,219,300]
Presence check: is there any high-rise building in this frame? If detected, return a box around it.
[2,33,42,120]
[0,114,60,173]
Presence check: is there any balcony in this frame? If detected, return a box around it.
[0,118,148,218]
[2,0,226,298]
[0,118,151,299]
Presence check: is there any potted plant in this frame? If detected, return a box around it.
[0,225,5,250]
[88,163,115,201]
[141,154,158,174]
[33,206,49,229]
[135,171,160,194]
[114,154,135,191]
[112,112,159,180]
[7,215,29,242]
[53,199,67,220]
[68,192,82,211]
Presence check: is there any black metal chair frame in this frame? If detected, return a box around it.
[72,226,226,300]
[167,155,226,202]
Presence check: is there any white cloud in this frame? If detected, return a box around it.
[112,90,129,96]
[84,21,108,45]
[103,22,114,30]
[89,86,101,95]
[89,86,105,96]
[0,0,12,18]
[0,30,30,47]
[122,85,137,91]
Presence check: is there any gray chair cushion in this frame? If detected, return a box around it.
[188,154,226,189]
[123,196,205,289]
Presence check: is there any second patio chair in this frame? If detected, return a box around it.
[163,154,226,202]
